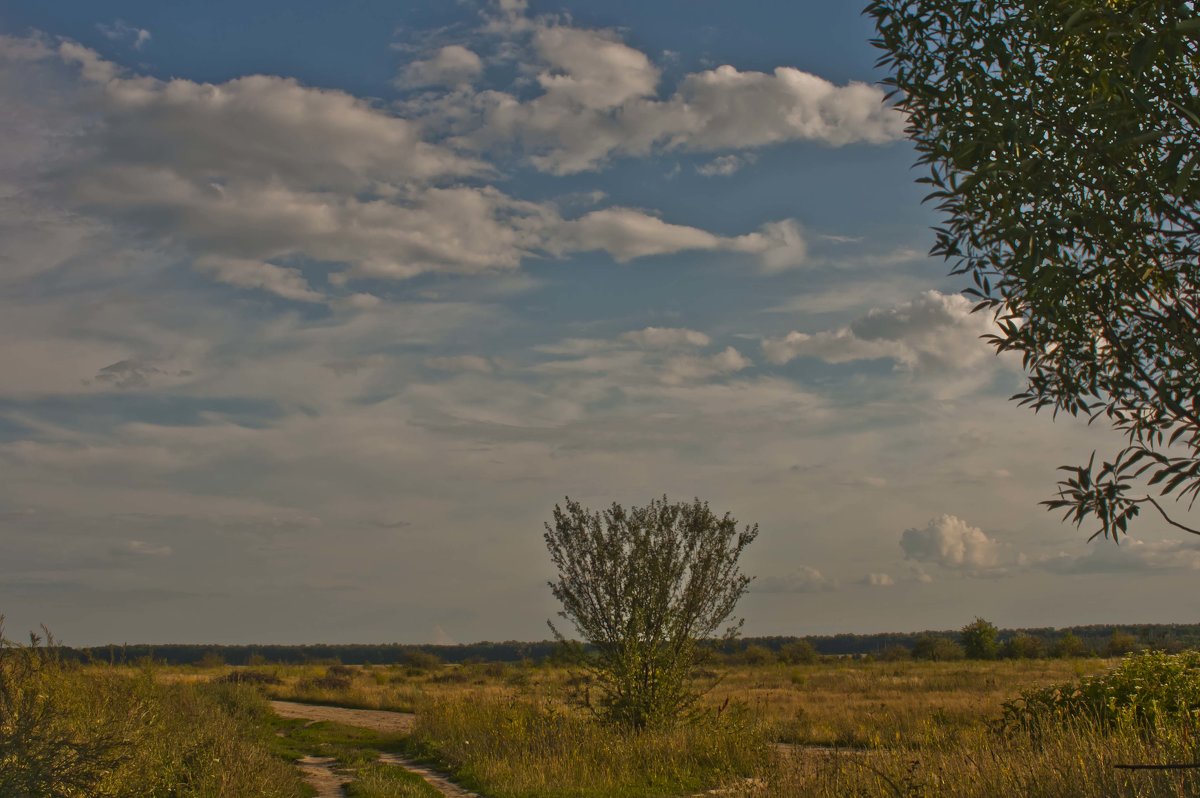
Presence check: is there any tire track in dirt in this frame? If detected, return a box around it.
[295,756,350,798]
[269,700,481,797]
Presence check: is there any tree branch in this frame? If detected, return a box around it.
[1138,495,1200,536]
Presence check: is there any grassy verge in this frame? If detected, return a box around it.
[268,717,440,798]
[0,629,306,797]
[405,695,769,798]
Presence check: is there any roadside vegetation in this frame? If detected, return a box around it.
[11,611,1200,797]
[0,619,304,798]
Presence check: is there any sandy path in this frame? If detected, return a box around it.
[269,700,482,797]
[269,700,416,733]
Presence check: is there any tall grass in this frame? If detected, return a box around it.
[753,717,1200,797]
[0,621,305,798]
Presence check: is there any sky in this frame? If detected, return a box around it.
[1,0,1197,647]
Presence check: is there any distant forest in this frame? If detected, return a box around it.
[57,622,1200,666]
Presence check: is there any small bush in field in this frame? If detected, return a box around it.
[217,669,283,686]
[999,650,1200,737]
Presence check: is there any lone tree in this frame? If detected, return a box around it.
[544,496,757,729]
[960,617,1000,660]
[867,0,1200,541]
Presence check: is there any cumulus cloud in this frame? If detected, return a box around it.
[398,45,484,88]
[436,23,902,174]
[900,514,1002,571]
[0,36,814,285]
[756,566,838,593]
[862,572,894,587]
[763,291,999,373]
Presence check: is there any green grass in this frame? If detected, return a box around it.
[267,717,444,798]
[0,634,307,798]
[405,695,770,798]
[345,763,442,798]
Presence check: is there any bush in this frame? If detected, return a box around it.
[217,669,283,686]
[911,634,964,661]
[1000,634,1044,660]
[999,650,1200,737]
[1049,631,1089,659]
[778,640,820,665]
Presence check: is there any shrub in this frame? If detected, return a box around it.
[1049,631,1089,659]
[912,634,964,661]
[1000,634,1045,660]
[778,640,820,665]
[217,669,283,686]
[999,650,1200,737]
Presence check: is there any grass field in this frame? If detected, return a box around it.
[14,650,1200,797]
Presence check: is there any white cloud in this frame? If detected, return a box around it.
[398,45,484,88]
[532,25,659,110]
[543,209,806,269]
[97,21,151,50]
[424,14,903,175]
[696,153,756,177]
[194,256,325,303]
[533,329,748,386]
[862,572,894,587]
[763,291,998,371]
[620,327,710,349]
[114,539,172,557]
[900,514,1001,571]
[756,566,838,593]
[1033,539,1200,575]
[424,355,496,374]
[0,36,812,284]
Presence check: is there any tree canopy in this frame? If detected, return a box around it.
[544,496,757,728]
[866,0,1200,540]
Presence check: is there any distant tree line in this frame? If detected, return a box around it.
[49,622,1200,667]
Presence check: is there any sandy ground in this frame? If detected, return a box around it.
[270,700,482,797]
[269,700,416,733]
[295,756,351,798]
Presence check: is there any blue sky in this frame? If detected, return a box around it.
[1,0,1197,646]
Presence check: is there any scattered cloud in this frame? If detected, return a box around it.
[97,21,151,50]
[424,355,496,374]
[113,539,172,557]
[427,14,903,174]
[397,45,484,88]
[756,566,838,593]
[194,256,325,303]
[620,327,710,349]
[1032,539,1200,575]
[696,153,757,177]
[763,291,995,372]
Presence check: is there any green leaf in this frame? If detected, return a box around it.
[1129,36,1156,75]
[1175,17,1200,33]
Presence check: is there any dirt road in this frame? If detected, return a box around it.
[269,700,416,733]
[269,700,482,798]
